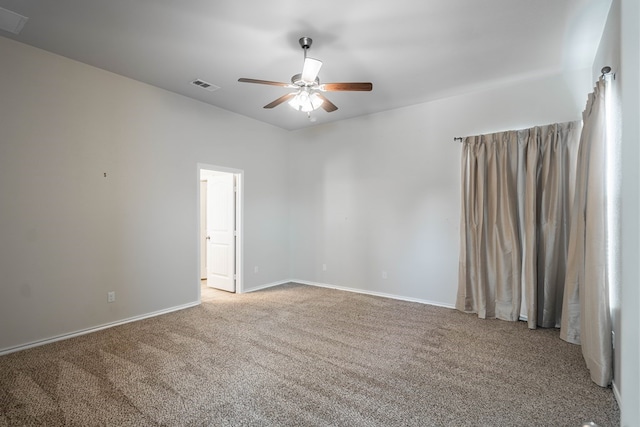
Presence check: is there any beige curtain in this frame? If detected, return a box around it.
[456,122,581,325]
[560,78,612,387]
[457,78,614,388]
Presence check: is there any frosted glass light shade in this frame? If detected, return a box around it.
[288,91,324,112]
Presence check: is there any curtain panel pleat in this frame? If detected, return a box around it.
[456,122,581,326]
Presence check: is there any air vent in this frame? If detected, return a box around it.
[0,7,28,34]
[191,79,220,92]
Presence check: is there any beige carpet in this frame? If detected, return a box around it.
[0,283,619,426]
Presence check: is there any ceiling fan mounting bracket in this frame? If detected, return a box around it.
[299,37,313,50]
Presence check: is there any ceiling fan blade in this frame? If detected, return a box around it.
[301,58,323,83]
[263,93,296,109]
[316,93,338,112]
[238,78,291,87]
[321,82,373,92]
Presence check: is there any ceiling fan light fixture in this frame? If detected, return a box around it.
[238,36,372,116]
[288,90,324,112]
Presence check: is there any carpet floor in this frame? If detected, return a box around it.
[0,283,619,426]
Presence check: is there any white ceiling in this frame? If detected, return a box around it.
[0,0,611,130]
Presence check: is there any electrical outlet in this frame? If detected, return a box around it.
[107,291,115,303]
[254,266,259,274]
[382,271,388,279]
[322,264,327,271]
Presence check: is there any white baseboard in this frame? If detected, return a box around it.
[612,379,621,408]
[242,279,292,293]
[0,301,200,356]
[0,280,453,356]
[291,279,456,310]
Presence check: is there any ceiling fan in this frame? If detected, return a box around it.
[238,37,373,118]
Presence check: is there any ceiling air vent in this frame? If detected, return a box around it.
[191,79,220,92]
[0,6,28,34]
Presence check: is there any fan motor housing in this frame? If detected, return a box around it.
[291,73,319,87]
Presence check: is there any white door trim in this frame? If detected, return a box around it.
[197,163,244,299]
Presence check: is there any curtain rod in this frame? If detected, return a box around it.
[453,137,463,142]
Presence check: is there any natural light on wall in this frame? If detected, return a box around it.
[604,72,621,315]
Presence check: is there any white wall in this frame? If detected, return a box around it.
[620,0,640,424]
[0,37,291,352]
[288,69,590,306]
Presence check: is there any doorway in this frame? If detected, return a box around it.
[198,164,243,298]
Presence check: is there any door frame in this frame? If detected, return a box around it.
[197,163,244,298]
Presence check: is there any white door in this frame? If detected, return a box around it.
[200,180,207,279]
[206,173,236,292]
